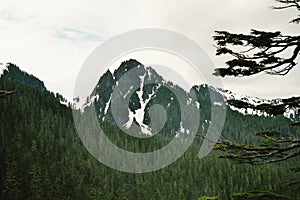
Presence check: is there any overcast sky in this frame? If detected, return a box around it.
[0,0,299,100]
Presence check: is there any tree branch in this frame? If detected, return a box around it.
[213,0,300,77]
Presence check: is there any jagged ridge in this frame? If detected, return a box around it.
[78,59,299,136]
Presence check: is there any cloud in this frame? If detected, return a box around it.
[0,0,298,100]
[55,27,105,42]
[0,10,17,22]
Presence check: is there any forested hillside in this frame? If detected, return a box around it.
[0,64,299,199]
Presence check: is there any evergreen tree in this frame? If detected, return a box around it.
[213,0,300,199]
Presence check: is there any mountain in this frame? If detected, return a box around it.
[1,62,299,199]
[76,59,231,139]
[0,63,69,106]
[0,63,46,91]
[77,59,299,138]
[217,88,300,120]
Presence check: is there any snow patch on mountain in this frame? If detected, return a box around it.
[104,95,111,116]
[216,88,298,120]
[127,81,158,135]
[284,107,299,119]
[73,96,86,111]
[187,97,192,105]
[195,101,200,109]
[123,86,134,99]
[213,101,223,106]
[123,109,135,129]
[217,88,274,106]
[60,100,69,106]
[74,95,99,112]
[140,124,152,135]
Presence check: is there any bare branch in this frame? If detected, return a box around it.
[213,0,300,77]
[216,130,300,165]
[0,90,15,98]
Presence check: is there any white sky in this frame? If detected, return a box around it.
[0,0,299,100]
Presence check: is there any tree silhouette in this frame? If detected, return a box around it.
[214,0,300,165]
[213,1,300,197]
[213,0,300,77]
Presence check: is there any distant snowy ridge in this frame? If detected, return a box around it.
[216,88,299,120]
[75,81,299,122]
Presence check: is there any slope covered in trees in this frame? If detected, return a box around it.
[0,64,299,199]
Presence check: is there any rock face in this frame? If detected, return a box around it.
[77,59,223,136]
[77,59,299,136]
